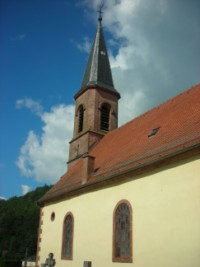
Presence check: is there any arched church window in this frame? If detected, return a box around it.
[113,200,132,263]
[62,212,74,260]
[100,103,110,131]
[78,105,84,133]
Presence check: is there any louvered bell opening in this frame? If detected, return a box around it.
[100,105,110,131]
[78,106,84,133]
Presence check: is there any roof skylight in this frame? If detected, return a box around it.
[148,126,160,137]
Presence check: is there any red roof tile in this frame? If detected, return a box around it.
[40,84,200,204]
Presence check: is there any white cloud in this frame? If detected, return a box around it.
[16,0,200,185]
[16,98,43,116]
[82,0,200,124]
[21,185,31,195]
[71,37,91,53]
[16,101,74,183]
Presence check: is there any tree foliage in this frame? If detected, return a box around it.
[0,185,52,261]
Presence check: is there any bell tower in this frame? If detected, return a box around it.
[68,13,120,169]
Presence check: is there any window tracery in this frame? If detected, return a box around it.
[113,200,132,263]
[62,213,74,260]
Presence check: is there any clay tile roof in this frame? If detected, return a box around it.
[39,83,200,204]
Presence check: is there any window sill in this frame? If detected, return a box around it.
[112,257,132,263]
[61,256,73,261]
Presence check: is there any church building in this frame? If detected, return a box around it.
[36,14,200,267]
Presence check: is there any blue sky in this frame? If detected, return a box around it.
[0,0,199,199]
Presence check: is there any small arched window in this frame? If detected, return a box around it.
[100,103,110,131]
[62,213,74,260]
[78,105,84,133]
[113,200,132,263]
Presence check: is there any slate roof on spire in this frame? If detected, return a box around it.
[75,16,120,99]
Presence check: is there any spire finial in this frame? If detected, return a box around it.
[97,3,104,22]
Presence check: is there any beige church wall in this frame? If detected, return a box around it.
[38,155,200,267]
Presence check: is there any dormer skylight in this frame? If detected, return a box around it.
[148,126,160,137]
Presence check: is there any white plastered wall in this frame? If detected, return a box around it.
[38,155,200,267]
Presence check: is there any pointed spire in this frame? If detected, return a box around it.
[75,12,120,99]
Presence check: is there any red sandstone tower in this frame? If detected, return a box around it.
[68,15,120,169]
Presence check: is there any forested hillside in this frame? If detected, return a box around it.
[0,185,51,262]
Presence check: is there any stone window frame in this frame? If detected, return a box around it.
[61,212,74,260]
[112,200,133,263]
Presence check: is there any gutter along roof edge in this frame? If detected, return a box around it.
[40,136,200,201]
[38,142,200,206]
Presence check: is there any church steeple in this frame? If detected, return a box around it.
[75,12,120,99]
[68,14,120,169]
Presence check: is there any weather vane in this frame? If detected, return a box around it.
[97,2,104,21]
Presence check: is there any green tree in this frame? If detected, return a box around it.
[0,185,52,261]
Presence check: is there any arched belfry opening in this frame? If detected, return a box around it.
[78,104,84,133]
[68,13,120,169]
[100,103,110,131]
